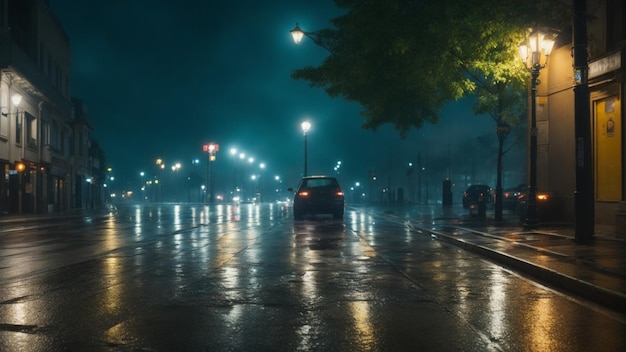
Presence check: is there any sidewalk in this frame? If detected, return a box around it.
[407,209,626,313]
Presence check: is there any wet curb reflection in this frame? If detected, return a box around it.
[413,225,626,313]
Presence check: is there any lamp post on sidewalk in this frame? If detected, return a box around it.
[203,143,219,203]
[572,0,593,242]
[518,29,556,228]
[10,93,24,214]
[301,120,311,177]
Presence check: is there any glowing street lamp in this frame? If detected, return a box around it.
[11,93,22,107]
[290,23,331,50]
[519,29,556,228]
[290,23,306,44]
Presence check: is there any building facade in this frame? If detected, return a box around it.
[72,97,104,210]
[0,0,102,215]
[541,0,624,234]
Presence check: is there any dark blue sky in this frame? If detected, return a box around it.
[49,1,495,194]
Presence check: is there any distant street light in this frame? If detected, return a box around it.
[301,120,311,176]
[519,29,556,228]
[203,143,219,203]
[334,161,341,180]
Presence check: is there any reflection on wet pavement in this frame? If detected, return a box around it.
[0,203,624,351]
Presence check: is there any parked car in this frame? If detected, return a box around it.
[517,189,553,218]
[502,184,527,211]
[289,176,345,219]
[462,185,494,210]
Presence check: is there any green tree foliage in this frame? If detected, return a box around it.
[293,0,570,219]
[292,0,570,136]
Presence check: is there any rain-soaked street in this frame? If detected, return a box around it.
[1,203,625,351]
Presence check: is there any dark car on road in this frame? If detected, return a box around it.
[517,189,554,219]
[462,184,494,210]
[290,176,345,219]
[503,184,527,211]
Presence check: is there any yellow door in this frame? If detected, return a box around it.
[595,96,622,201]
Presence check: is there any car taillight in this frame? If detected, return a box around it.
[519,193,549,201]
[298,191,309,197]
[537,193,549,201]
[336,191,344,197]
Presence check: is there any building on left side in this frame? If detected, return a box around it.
[0,0,104,215]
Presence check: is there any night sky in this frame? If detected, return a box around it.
[48,1,496,196]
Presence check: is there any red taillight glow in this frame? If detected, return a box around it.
[336,191,344,196]
[298,191,309,197]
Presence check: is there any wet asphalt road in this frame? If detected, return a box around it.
[0,203,625,351]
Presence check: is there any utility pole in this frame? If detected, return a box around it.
[573,0,594,241]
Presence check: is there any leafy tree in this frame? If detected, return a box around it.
[292,0,569,220]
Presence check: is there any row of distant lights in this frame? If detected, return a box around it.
[97,117,312,189]
[117,147,281,198]
[228,147,266,170]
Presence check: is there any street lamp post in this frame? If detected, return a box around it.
[573,0,593,242]
[10,94,24,213]
[247,157,255,200]
[229,148,238,199]
[203,143,219,203]
[258,162,266,202]
[519,30,556,228]
[274,175,282,202]
[301,120,311,177]
[139,171,145,201]
[155,159,164,202]
[407,162,414,203]
[171,162,181,203]
[238,153,246,201]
